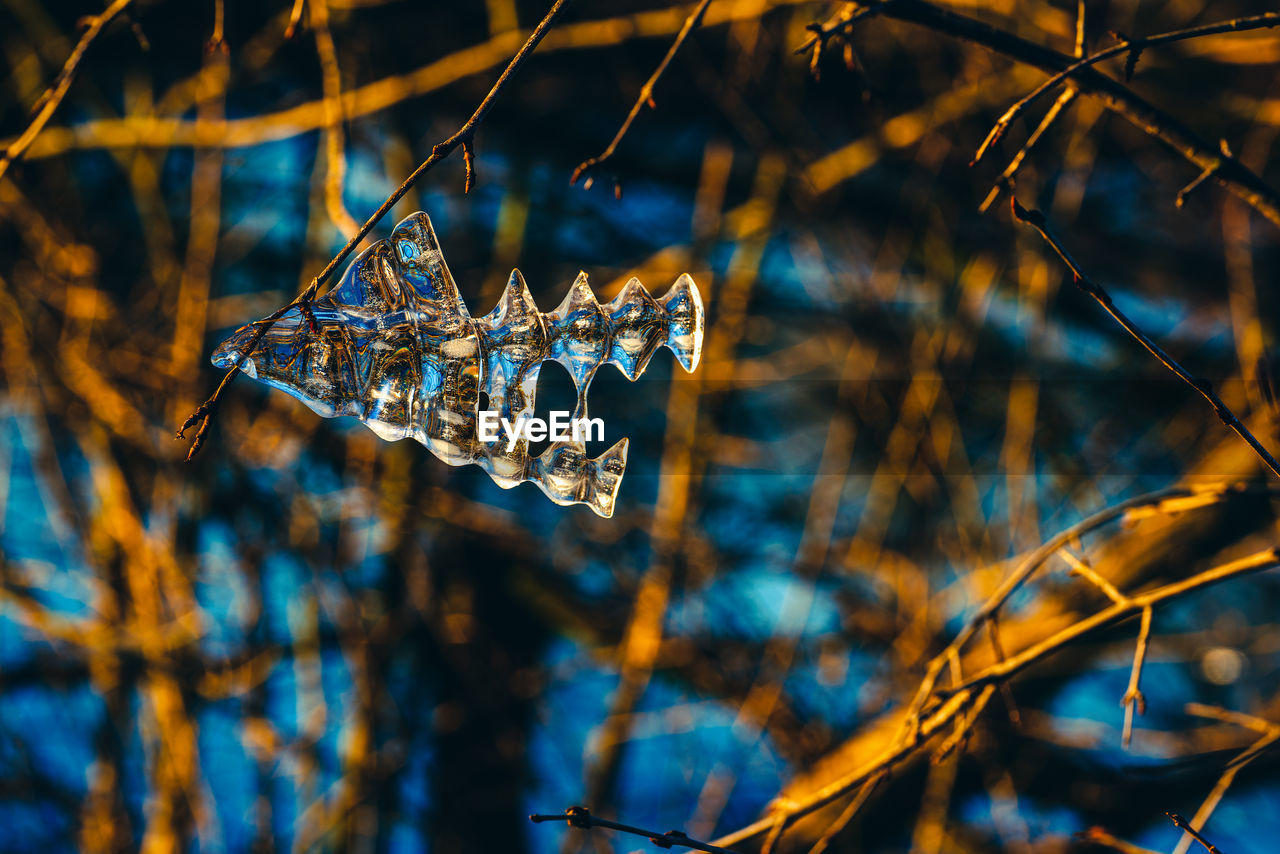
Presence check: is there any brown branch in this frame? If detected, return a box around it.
[570,0,713,188]
[805,771,886,854]
[803,0,1280,227]
[1011,197,1280,479]
[1120,605,1152,749]
[176,0,573,459]
[310,0,361,238]
[975,12,1280,166]
[1171,706,1280,854]
[1084,826,1162,854]
[1166,812,1224,854]
[0,0,135,182]
[529,806,740,853]
[713,541,1280,848]
[284,0,307,40]
[978,88,1077,213]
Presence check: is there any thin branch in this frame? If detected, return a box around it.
[805,771,887,854]
[975,12,1280,166]
[1011,198,1280,480]
[1120,605,1152,749]
[1166,812,1224,854]
[1083,827,1161,854]
[713,545,1280,848]
[978,88,1077,213]
[802,0,1280,227]
[177,0,573,459]
[311,0,361,238]
[0,0,135,182]
[284,0,307,39]
[986,615,1021,727]
[570,0,713,188]
[1171,707,1280,854]
[1061,548,1126,605]
[529,806,740,853]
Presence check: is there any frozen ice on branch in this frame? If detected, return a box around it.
[212,212,704,517]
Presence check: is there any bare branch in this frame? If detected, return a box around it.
[0,0,136,182]
[1011,198,1280,480]
[570,0,713,189]
[975,12,1280,166]
[1167,812,1224,854]
[177,0,574,458]
[530,806,740,853]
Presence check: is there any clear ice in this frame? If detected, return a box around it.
[212,212,704,518]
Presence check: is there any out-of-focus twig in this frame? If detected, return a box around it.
[1169,706,1280,854]
[571,0,713,191]
[177,0,573,459]
[308,0,360,237]
[1011,197,1280,480]
[0,0,135,182]
[714,526,1280,848]
[529,806,740,853]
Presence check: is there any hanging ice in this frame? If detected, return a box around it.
[211,212,704,518]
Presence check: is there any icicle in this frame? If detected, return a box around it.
[211,211,704,517]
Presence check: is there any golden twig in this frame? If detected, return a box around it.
[0,0,136,182]
[713,544,1280,848]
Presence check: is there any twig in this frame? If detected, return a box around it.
[310,0,360,238]
[1120,605,1152,749]
[978,88,1077,213]
[1011,198,1280,480]
[0,0,135,182]
[177,0,573,459]
[974,12,1280,166]
[713,545,1280,848]
[570,0,713,189]
[529,806,740,853]
[1166,812,1223,854]
[1082,826,1161,854]
[284,0,307,39]
[805,771,887,854]
[900,486,1217,741]
[1172,707,1280,854]
[801,0,1280,228]
[986,615,1021,727]
[1061,548,1126,605]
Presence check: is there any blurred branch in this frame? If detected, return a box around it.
[714,484,1279,848]
[570,0,713,192]
[1168,707,1280,854]
[801,0,1280,227]
[530,806,740,853]
[309,0,361,238]
[177,0,573,459]
[1011,197,1280,480]
[10,1,812,159]
[0,0,135,182]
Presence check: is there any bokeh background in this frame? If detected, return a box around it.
[2,0,1280,851]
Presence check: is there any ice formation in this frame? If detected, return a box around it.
[212,212,704,517]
